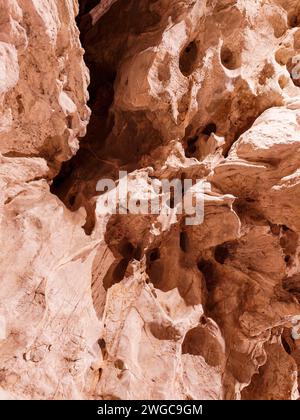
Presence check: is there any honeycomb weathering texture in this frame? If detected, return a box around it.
[1,0,300,400]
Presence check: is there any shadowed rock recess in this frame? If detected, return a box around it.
[1,0,300,400]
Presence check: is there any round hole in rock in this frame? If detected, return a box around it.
[149,248,160,262]
[214,244,229,264]
[182,326,224,367]
[278,75,289,89]
[98,338,106,350]
[202,123,217,136]
[221,45,239,70]
[288,13,299,28]
[114,359,125,370]
[270,15,288,38]
[269,223,281,236]
[285,255,291,264]
[179,41,198,76]
[119,240,135,258]
[275,48,290,66]
[149,322,180,341]
[185,135,198,157]
[259,62,275,85]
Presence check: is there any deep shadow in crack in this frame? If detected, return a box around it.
[51,0,163,235]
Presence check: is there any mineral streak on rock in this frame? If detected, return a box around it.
[1,0,300,400]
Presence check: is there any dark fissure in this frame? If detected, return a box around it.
[51,1,119,234]
[51,0,163,234]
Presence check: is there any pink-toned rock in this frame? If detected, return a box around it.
[1,0,300,400]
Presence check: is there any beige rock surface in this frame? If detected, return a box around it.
[1,0,300,400]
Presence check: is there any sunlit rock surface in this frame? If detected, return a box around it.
[1,0,300,400]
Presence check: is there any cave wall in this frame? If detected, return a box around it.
[1,0,300,400]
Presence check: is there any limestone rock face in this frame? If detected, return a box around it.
[1,0,300,400]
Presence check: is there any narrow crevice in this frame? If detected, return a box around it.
[50,0,163,235]
[281,336,291,355]
[197,259,218,293]
[98,337,108,360]
[51,2,119,234]
[180,231,188,253]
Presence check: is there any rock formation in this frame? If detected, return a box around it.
[1,0,300,400]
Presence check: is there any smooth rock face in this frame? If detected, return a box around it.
[1,0,300,400]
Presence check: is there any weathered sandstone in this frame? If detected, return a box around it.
[1,0,300,400]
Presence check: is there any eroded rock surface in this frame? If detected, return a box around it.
[1,0,300,400]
